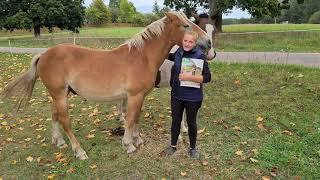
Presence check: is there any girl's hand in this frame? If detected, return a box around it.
[179,73,191,81]
[179,73,204,83]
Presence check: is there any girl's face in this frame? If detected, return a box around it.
[182,34,197,51]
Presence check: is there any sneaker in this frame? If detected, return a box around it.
[189,148,200,159]
[161,146,177,156]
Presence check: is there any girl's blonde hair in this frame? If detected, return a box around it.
[184,30,199,41]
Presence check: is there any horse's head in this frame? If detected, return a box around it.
[165,11,211,55]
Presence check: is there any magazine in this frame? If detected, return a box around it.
[180,58,204,88]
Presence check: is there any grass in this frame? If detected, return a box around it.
[0,53,319,179]
[0,25,320,52]
[222,24,320,33]
[215,31,320,52]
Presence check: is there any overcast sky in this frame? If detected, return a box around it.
[84,0,251,19]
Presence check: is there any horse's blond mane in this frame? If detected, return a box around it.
[125,11,189,50]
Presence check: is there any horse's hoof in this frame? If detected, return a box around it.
[57,139,67,149]
[127,144,137,154]
[77,153,89,160]
[181,128,188,133]
[75,148,88,160]
[133,137,144,148]
[52,137,67,148]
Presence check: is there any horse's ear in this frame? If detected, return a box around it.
[165,12,176,22]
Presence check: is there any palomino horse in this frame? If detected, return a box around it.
[117,23,216,134]
[0,11,211,160]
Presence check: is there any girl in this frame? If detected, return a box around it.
[162,30,211,159]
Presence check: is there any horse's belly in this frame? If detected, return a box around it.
[69,81,126,102]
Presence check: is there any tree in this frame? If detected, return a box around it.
[152,0,161,16]
[0,0,85,37]
[278,0,320,23]
[118,0,137,23]
[109,0,120,23]
[85,0,111,25]
[309,11,320,24]
[164,0,305,32]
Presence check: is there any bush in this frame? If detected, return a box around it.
[308,11,320,24]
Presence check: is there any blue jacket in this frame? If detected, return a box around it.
[168,46,211,102]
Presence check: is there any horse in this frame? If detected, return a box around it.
[117,19,216,135]
[0,11,211,160]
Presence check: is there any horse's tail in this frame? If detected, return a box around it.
[0,54,41,111]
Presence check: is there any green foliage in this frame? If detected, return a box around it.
[164,0,306,18]
[109,0,120,23]
[152,0,161,16]
[308,11,320,24]
[278,0,320,23]
[0,0,85,36]
[164,0,207,17]
[85,0,111,25]
[118,0,137,23]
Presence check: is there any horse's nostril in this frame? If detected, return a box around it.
[207,39,211,47]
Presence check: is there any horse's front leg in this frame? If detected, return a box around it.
[117,98,127,122]
[122,93,144,154]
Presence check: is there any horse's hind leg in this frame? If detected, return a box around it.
[118,98,127,122]
[51,104,67,148]
[53,95,88,160]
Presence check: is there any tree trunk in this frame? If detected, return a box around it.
[34,26,41,37]
[211,13,222,32]
[208,0,223,32]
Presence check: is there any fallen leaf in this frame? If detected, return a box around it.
[26,156,33,162]
[67,167,75,173]
[24,138,32,142]
[257,123,267,131]
[1,121,8,126]
[180,171,187,177]
[90,164,97,169]
[232,126,241,131]
[252,149,258,154]
[197,128,206,134]
[256,116,264,122]
[202,161,208,166]
[262,176,271,180]
[11,160,17,165]
[235,150,243,156]
[234,80,241,85]
[55,153,63,160]
[282,130,293,136]
[86,134,95,139]
[250,158,259,163]
[47,174,55,179]
[144,112,150,118]
[297,74,304,78]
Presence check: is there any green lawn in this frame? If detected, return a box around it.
[1,24,320,52]
[215,31,320,52]
[223,24,320,33]
[0,53,319,179]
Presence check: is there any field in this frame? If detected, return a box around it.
[0,53,319,179]
[222,24,320,33]
[1,24,319,53]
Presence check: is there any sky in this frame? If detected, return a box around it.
[84,0,251,19]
